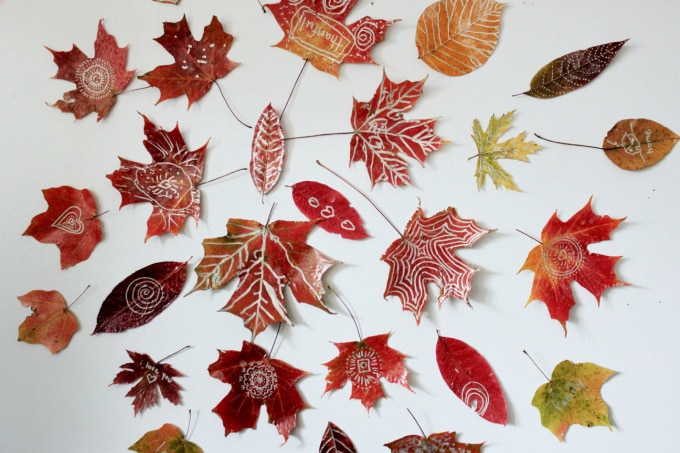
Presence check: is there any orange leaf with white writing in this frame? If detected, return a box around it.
[602,118,679,170]
[385,430,484,453]
[17,290,78,354]
[250,104,286,197]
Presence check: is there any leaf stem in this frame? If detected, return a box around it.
[67,285,91,309]
[267,323,283,359]
[327,285,362,341]
[534,133,604,150]
[406,408,427,439]
[158,345,192,364]
[284,131,354,141]
[280,59,308,120]
[214,80,252,128]
[197,167,247,187]
[523,349,551,382]
[515,228,542,244]
[91,210,110,220]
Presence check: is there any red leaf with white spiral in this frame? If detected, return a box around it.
[250,103,286,197]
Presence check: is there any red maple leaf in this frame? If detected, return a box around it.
[17,290,78,354]
[351,71,446,187]
[265,0,396,76]
[190,217,337,337]
[208,341,308,441]
[23,186,103,269]
[107,114,207,241]
[519,198,627,333]
[47,20,134,121]
[323,332,411,411]
[139,15,239,108]
[111,350,183,416]
[382,206,490,323]
[385,431,484,453]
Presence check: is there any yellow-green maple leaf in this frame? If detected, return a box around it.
[532,360,616,442]
[472,110,541,191]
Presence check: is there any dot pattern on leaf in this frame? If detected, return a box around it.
[543,236,584,278]
[76,58,115,100]
[240,361,278,399]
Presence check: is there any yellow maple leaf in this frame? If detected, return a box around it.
[472,110,541,191]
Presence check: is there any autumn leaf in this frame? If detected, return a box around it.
[139,15,239,108]
[291,181,369,240]
[47,20,134,121]
[129,423,202,453]
[320,422,358,453]
[250,103,286,198]
[519,198,627,333]
[602,118,679,170]
[107,114,207,241]
[264,0,396,76]
[436,333,507,425]
[416,0,505,76]
[323,332,411,411]
[532,360,615,442]
[111,350,183,416]
[518,40,627,98]
[17,290,78,354]
[382,205,489,323]
[385,430,484,453]
[93,261,187,334]
[23,186,103,269]
[208,341,308,441]
[351,71,446,187]
[191,217,337,337]
[472,110,541,191]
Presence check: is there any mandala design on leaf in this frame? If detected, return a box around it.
[23,186,103,269]
[47,20,134,121]
[416,0,505,76]
[208,341,308,441]
[191,217,337,337]
[139,15,239,108]
[351,71,446,187]
[265,0,396,76]
[382,206,489,323]
[519,198,627,333]
[129,423,203,453]
[385,431,484,453]
[472,110,541,191]
[532,360,615,442]
[323,332,411,411]
[17,290,78,354]
[111,350,183,416]
[320,422,358,453]
[250,103,286,198]
[107,114,207,241]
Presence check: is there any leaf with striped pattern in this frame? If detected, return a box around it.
[250,103,286,198]
[381,206,489,323]
[416,0,505,76]
[320,422,358,453]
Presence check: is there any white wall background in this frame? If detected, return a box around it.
[2,0,679,451]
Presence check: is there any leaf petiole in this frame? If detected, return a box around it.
[523,350,551,382]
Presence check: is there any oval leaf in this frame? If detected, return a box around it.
[250,103,286,197]
[93,261,187,334]
[416,0,505,76]
[603,118,679,170]
[436,334,507,425]
[520,39,627,98]
[320,422,358,453]
[17,290,78,354]
[291,181,369,240]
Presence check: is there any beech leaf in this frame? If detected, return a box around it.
[385,430,484,453]
[93,260,187,334]
[519,39,627,98]
[17,290,78,354]
[416,0,505,76]
[532,360,616,442]
[23,186,103,269]
[320,422,358,453]
[129,423,202,453]
[250,103,286,197]
[603,118,679,170]
[519,198,627,333]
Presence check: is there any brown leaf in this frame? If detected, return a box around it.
[603,118,679,170]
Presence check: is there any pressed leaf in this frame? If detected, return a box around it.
[532,360,615,442]
[250,103,285,197]
[603,118,679,170]
[385,430,484,453]
[129,423,202,453]
[17,290,78,354]
[320,422,358,453]
[436,334,507,425]
[416,0,505,76]
[520,39,627,98]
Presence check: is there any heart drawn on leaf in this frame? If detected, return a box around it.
[51,206,85,234]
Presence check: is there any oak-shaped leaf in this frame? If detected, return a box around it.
[320,422,358,453]
[139,15,239,108]
[291,181,369,240]
[93,260,187,334]
[111,350,183,416]
[518,39,627,98]
[351,71,446,187]
[323,332,411,411]
[107,114,207,241]
[265,0,396,76]
[191,217,337,337]
[602,118,679,170]
[17,290,78,354]
[382,205,489,323]
[519,198,627,333]
[208,341,308,441]
[532,360,615,442]
[436,333,507,425]
[47,20,134,121]
[23,186,103,269]
[251,103,285,198]
[472,110,541,191]
[416,0,505,76]
[129,423,202,453]
[385,430,484,453]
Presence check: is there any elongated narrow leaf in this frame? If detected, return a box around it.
[250,103,285,197]
[520,39,627,98]
[320,422,358,453]
[436,334,507,425]
[603,118,679,170]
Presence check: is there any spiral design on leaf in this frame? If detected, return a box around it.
[76,58,115,100]
[543,235,584,278]
[461,381,490,416]
[353,18,379,52]
[125,277,164,315]
[322,0,352,15]
[240,362,278,399]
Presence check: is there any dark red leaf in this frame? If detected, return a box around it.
[320,422,357,453]
[385,430,484,452]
